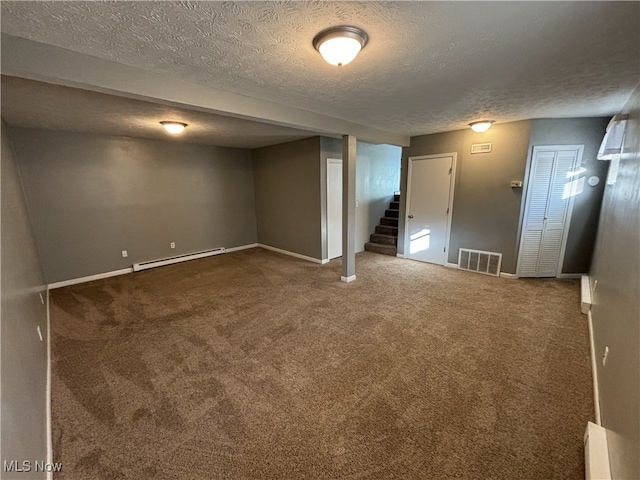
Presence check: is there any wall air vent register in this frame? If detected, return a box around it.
[471,143,492,154]
[458,248,502,276]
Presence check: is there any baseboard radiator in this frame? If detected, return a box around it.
[584,422,611,480]
[133,247,225,272]
[458,248,502,277]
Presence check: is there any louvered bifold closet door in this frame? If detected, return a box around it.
[518,150,555,277]
[537,150,579,276]
[518,146,581,277]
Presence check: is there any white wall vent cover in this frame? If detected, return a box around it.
[458,248,502,276]
[471,143,492,154]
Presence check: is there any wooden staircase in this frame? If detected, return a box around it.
[365,194,400,256]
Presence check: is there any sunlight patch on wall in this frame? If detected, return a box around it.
[562,177,585,199]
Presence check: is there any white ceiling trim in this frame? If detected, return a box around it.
[1,34,410,147]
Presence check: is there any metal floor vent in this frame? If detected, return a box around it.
[458,248,502,277]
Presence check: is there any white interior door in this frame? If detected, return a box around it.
[327,159,342,260]
[405,154,455,265]
[517,145,583,277]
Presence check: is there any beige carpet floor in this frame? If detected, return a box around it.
[50,248,592,479]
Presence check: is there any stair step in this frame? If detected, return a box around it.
[370,233,397,246]
[380,217,399,227]
[394,193,400,202]
[375,225,398,236]
[385,209,399,218]
[365,242,397,256]
[390,201,400,210]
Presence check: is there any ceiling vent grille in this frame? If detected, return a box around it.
[471,143,492,154]
[458,248,502,276]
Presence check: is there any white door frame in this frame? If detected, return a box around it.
[404,153,457,265]
[516,145,584,277]
[326,158,342,260]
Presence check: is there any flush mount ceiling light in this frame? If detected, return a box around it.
[313,26,368,67]
[160,121,188,135]
[469,121,494,133]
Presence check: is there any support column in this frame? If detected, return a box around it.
[341,135,357,283]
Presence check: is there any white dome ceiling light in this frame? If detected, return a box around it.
[313,26,369,67]
[160,121,188,135]
[469,121,494,133]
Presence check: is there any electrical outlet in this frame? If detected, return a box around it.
[170,242,176,249]
[122,250,128,258]
[602,346,609,366]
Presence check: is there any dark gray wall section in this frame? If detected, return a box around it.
[589,86,640,479]
[401,122,531,273]
[252,137,323,259]
[528,118,609,273]
[320,137,401,256]
[1,121,48,478]
[10,128,257,283]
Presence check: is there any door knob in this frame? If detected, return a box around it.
[408,215,414,219]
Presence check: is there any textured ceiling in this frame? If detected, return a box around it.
[0,76,317,148]
[1,1,639,137]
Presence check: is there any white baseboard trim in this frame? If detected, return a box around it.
[48,268,133,289]
[321,259,330,264]
[341,275,356,283]
[47,244,263,289]
[500,272,518,279]
[396,253,405,259]
[444,262,458,269]
[581,275,592,314]
[225,243,258,253]
[46,287,53,480]
[257,244,324,264]
[587,310,602,425]
[557,273,585,279]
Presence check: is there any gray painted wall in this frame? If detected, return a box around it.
[589,85,640,479]
[400,121,532,273]
[528,118,609,273]
[252,137,323,259]
[10,128,257,283]
[1,120,48,479]
[320,138,401,257]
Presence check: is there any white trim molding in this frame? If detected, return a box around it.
[444,262,459,269]
[581,275,592,314]
[587,310,602,425]
[341,275,356,283]
[500,272,518,279]
[225,243,258,253]
[396,253,406,259]
[257,244,325,264]
[46,287,53,480]
[48,268,133,289]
